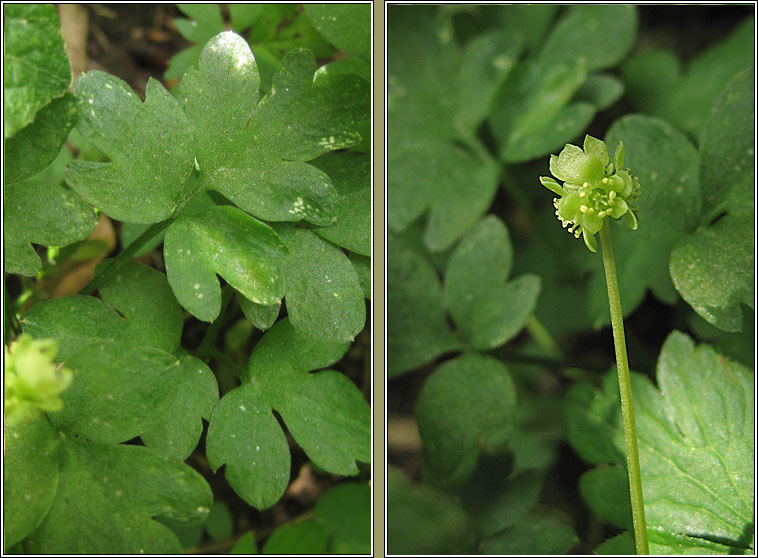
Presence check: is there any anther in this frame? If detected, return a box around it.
[579,191,586,198]
[608,190,616,200]
[580,205,588,213]
[598,210,606,218]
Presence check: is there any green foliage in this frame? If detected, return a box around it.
[388,5,754,555]
[566,331,754,554]
[4,7,369,554]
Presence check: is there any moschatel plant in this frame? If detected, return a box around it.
[388,4,753,556]
[4,4,370,554]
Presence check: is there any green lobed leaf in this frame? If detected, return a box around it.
[311,151,371,256]
[164,204,287,323]
[24,441,212,554]
[620,49,681,116]
[539,5,638,73]
[206,382,291,509]
[65,73,195,223]
[304,4,371,61]
[3,418,61,548]
[23,260,217,459]
[670,212,754,332]
[207,319,368,508]
[5,94,79,184]
[490,58,590,163]
[568,331,754,553]
[387,6,502,249]
[275,226,365,342]
[387,236,459,378]
[587,115,701,327]
[140,355,218,460]
[178,34,366,227]
[3,4,71,138]
[387,468,475,555]
[4,179,98,277]
[48,343,181,444]
[580,466,634,531]
[262,520,328,554]
[573,73,625,111]
[698,67,754,220]
[24,260,183,360]
[445,215,541,350]
[416,353,517,486]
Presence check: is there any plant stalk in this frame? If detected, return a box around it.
[598,219,649,555]
[79,217,176,296]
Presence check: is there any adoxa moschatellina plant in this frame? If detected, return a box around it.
[541,135,649,555]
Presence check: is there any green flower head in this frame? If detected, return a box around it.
[540,135,640,252]
[4,334,73,426]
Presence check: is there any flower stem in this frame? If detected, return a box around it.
[598,219,649,555]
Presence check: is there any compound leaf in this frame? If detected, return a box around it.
[416,353,517,486]
[23,260,217,459]
[24,441,212,554]
[445,216,541,350]
[387,6,501,250]
[4,417,61,548]
[65,73,195,223]
[207,319,367,509]
[132,355,219,460]
[275,226,365,342]
[567,331,754,554]
[4,4,71,138]
[164,205,287,322]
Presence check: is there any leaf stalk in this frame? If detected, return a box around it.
[598,219,649,555]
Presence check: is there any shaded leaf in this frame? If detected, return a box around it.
[24,441,212,554]
[262,520,328,554]
[304,4,371,60]
[387,236,459,378]
[670,212,754,332]
[311,152,371,256]
[479,507,578,555]
[698,67,754,219]
[4,4,71,138]
[445,216,541,350]
[3,418,61,548]
[387,468,475,555]
[416,353,517,485]
[314,482,370,554]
